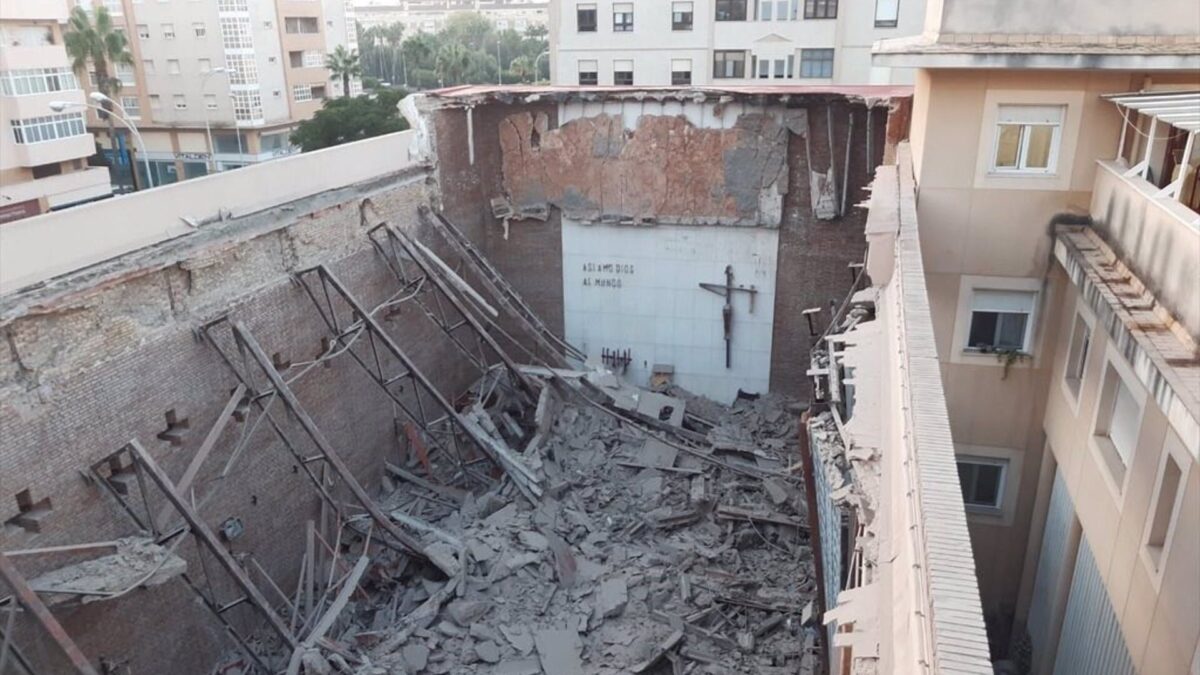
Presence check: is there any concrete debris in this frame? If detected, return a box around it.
[244,365,818,673]
[27,537,187,606]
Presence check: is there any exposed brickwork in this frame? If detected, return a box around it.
[0,174,485,673]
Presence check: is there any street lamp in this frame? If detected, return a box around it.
[534,50,549,83]
[51,96,155,189]
[201,67,229,173]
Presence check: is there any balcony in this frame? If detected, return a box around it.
[0,167,112,209]
[11,134,97,168]
[0,0,70,22]
[0,45,70,72]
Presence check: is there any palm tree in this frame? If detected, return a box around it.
[382,22,405,85]
[509,55,534,83]
[435,42,471,87]
[326,45,362,98]
[64,6,133,183]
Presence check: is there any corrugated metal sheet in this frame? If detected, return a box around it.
[1053,534,1135,675]
[1027,468,1073,664]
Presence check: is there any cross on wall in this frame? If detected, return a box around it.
[698,265,759,369]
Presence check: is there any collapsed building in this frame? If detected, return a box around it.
[0,85,988,675]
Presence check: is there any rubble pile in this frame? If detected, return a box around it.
[271,369,820,675]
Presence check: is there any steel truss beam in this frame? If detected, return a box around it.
[199,319,437,561]
[362,206,539,407]
[288,266,541,500]
[0,553,96,675]
[418,206,586,365]
[87,443,286,673]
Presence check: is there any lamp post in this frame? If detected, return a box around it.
[51,96,155,189]
[201,67,229,173]
[534,49,549,83]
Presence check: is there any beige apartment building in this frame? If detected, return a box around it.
[81,0,356,188]
[355,0,549,34]
[0,1,112,222]
[869,0,1200,672]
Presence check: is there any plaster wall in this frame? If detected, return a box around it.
[933,0,1200,37]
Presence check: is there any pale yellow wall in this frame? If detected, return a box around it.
[930,0,1200,36]
[909,68,1147,626]
[1041,270,1199,675]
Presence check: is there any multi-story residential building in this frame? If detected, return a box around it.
[355,0,549,35]
[80,0,356,188]
[548,0,923,87]
[852,1,1199,672]
[0,1,111,222]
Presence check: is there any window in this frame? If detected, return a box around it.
[0,68,79,96]
[9,113,87,145]
[225,54,259,85]
[715,0,747,20]
[311,85,326,100]
[193,22,207,37]
[121,96,141,118]
[761,1,773,19]
[958,457,1007,511]
[231,90,263,121]
[137,24,151,39]
[198,58,211,73]
[1093,363,1143,484]
[773,58,787,79]
[1063,313,1091,398]
[292,84,313,102]
[613,3,633,31]
[874,0,899,27]
[576,4,597,32]
[167,59,181,75]
[31,162,63,179]
[496,19,509,30]
[804,0,837,18]
[578,60,598,85]
[713,50,746,78]
[670,59,692,85]
[284,17,320,34]
[143,59,156,74]
[672,1,694,29]
[0,25,55,47]
[992,105,1064,174]
[173,94,187,109]
[966,289,1035,352]
[303,50,324,67]
[799,48,834,78]
[757,58,769,79]
[289,51,304,68]
[613,60,633,86]
[150,94,162,110]
[162,23,176,39]
[1143,434,1188,574]
[205,94,217,110]
[116,62,136,84]
[219,17,254,49]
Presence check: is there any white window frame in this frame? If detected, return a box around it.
[958,456,1008,512]
[162,23,176,39]
[167,59,181,75]
[120,95,141,119]
[577,59,598,85]
[292,84,313,102]
[965,289,1037,354]
[955,445,1024,525]
[1060,299,1095,408]
[1139,429,1191,587]
[136,24,151,39]
[205,94,218,110]
[950,276,1043,367]
[990,104,1064,175]
[612,59,633,86]
[193,22,207,38]
[1089,344,1147,500]
[670,58,692,85]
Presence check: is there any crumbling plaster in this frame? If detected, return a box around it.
[498,111,790,226]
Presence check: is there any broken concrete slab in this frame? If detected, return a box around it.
[475,640,502,664]
[401,643,430,672]
[446,599,492,627]
[534,628,585,675]
[595,577,629,620]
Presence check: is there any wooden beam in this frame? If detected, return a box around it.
[126,439,297,650]
[0,551,99,675]
[156,384,247,527]
[286,555,370,675]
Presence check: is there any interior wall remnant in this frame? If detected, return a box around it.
[498,111,790,226]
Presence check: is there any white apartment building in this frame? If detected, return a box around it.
[548,0,923,87]
[355,0,549,35]
[80,0,356,188]
[0,1,112,223]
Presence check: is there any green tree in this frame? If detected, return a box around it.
[435,42,471,86]
[64,6,133,182]
[508,55,534,83]
[326,44,363,98]
[290,89,409,152]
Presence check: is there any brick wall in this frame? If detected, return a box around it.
[0,170,484,673]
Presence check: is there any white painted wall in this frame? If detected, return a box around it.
[562,220,778,402]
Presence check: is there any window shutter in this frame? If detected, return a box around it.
[971,289,1035,313]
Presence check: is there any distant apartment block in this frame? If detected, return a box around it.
[78,0,356,188]
[0,1,112,222]
[354,0,549,34]
[548,0,922,87]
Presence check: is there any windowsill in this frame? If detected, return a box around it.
[1139,545,1166,590]
[986,169,1059,178]
[1090,434,1129,499]
[964,503,1004,517]
[874,20,898,27]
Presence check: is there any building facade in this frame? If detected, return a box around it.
[81,0,356,188]
[874,0,1200,671]
[548,0,923,87]
[0,1,112,222]
[354,0,549,35]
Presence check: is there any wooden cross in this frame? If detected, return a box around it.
[699,265,758,368]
